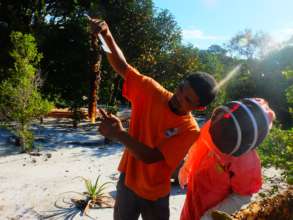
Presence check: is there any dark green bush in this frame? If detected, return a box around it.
[258,126,293,184]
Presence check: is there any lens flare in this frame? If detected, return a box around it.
[213,64,242,92]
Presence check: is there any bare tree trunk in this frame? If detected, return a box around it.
[88,34,102,123]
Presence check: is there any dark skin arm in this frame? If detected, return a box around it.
[98,109,164,164]
[90,18,128,79]
[90,18,164,163]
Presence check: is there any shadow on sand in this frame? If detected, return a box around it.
[40,191,115,220]
[0,118,123,158]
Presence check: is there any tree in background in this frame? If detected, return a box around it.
[152,44,200,92]
[40,19,90,109]
[225,30,292,128]
[226,29,274,59]
[0,0,47,82]
[253,46,293,128]
[97,0,182,106]
[0,1,292,128]
[225,62,257,100]
[0,32,52,152]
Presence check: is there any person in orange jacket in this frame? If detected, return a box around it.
[89,18,218,220]
[179,98,275,220]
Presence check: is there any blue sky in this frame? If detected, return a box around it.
[153,0,293,49]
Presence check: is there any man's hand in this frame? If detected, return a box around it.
[87,16,128,78]
[99,108,164,163]
[89,17,110,37]
[98,108,125,140]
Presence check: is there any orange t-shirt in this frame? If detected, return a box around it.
[118,65,200,201]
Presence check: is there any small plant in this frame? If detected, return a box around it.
[72,175,113,216]
[82,175,111,204]
[69,96,88,128]
[42,175,114,219]
[70,106,83,128]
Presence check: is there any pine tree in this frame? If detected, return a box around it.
[0,32,52,152]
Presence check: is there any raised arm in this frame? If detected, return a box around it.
[90,18,128,79]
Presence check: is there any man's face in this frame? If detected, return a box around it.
[169,81,202,115]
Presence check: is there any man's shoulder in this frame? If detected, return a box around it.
[126,64,169,94]
[124,64,142,79]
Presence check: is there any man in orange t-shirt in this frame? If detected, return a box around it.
[90,19,218,220]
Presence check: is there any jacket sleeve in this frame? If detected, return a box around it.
[230,151,262,195]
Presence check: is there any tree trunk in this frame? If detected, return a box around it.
[88,34,102,123]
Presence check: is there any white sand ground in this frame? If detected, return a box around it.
[0,118,286,220]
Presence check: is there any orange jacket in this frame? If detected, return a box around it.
[180,120,262,220]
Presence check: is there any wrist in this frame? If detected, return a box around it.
[101,30,112,38]
[115,129,128,141]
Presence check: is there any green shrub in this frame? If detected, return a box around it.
[0,32,53,152]
[258,126,293,184]
[283,69,293,118]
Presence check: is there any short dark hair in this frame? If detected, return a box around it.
[186,72,218,106]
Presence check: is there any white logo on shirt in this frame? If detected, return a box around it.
[165,128,179,138]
